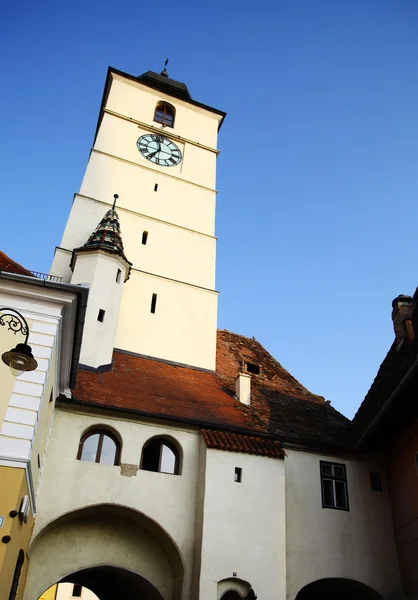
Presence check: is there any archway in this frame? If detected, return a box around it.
[25,504,184,600]
[39,566,165,600]
[295,578,384,600]
[217,577,254,600]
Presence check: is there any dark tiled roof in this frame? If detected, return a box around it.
[70,208,132,279]
[216,330,325,401]
[137,70,192,101]
[72,331,352,451]
[201,429,285,458]
[353,299,418,443]
[0,251,33,277]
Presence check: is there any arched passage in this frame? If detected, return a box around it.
[295,578,385,600]
[217,577,252,599]
[25,504,184,600]
[221,593,242,600]
[60,566,164,600]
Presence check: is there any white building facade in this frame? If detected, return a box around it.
[18,66,404,600]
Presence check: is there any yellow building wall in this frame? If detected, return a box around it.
[0,467,33,600]
[38,584,57,600]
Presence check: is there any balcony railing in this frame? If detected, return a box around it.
[30,271,63,282]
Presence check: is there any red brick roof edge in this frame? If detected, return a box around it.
[201,429,285,458]
[0,251,32,277]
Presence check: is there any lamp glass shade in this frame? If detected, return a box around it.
[2,343,38,377]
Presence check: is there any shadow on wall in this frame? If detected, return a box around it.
[295,578,385,600]
[25,504,185,600]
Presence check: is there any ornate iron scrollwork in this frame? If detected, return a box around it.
[0,308,29,343]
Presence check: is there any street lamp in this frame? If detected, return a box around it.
[0,308,38,377]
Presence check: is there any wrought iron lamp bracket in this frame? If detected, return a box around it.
[0,308,30,344]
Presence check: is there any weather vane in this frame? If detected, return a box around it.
[161,58,169,77]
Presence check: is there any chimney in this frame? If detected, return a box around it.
[392,294,414,348]
[236,371,251,405]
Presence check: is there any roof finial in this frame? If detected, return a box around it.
[112,194,119,210]
[160,58,169,78]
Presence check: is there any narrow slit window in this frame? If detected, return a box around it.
[97,309,105,322]
[234,467,242,483]
[151,293,157,314]
[142,231,149,245]
[154,183,158,192]
[72,585,82,597]
[370,472,382,492]
[116,269,121,283]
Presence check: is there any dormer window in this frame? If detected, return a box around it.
[154,102,175,128]
[246,362,260,375]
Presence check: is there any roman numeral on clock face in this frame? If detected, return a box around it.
[137,135,182,167]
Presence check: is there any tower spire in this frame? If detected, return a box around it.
[70,194,132,280]
[160,58,169,78]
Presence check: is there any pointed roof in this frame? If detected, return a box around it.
[71,207,132,280]
[137,70,192,101]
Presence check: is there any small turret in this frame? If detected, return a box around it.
[70,195,132,369]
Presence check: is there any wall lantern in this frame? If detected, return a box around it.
[0,308,38,376]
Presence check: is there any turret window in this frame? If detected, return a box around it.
[142,231,149,245]
[141,438,180,475]
[116,269,121,283]
[97,309,105,322]
[77,430,121,465]
[154,102,175,128]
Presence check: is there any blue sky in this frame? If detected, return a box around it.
[2,0,418,417]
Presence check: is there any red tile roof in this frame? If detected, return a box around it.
[216,330,323,401]
[0,251,32,277]
[73,349,263,431]
[72,330,352,451]
[201,429,285,458]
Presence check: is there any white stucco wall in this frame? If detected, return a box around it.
[115,270,218,369]
[79,152,217,235]
[30,409,201,600]
[26,511,174,600]
[95,116,217,191]
[199,445,286,600]
[0,280,80,512]
[50,70,220,371]
[107,74,223,149]
[71,250,127,369]
[285,448,402,600]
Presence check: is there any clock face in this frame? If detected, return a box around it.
[137,134,182,167]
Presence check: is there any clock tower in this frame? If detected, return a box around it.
[51,67,225,371]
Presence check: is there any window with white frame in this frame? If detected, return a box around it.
[320,461,349,510]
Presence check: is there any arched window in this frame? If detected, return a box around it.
[221,593,242,600]
[141,438,180,475]
[8,550,24,600]
[77,430,121,465]
[153,103,175,128]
